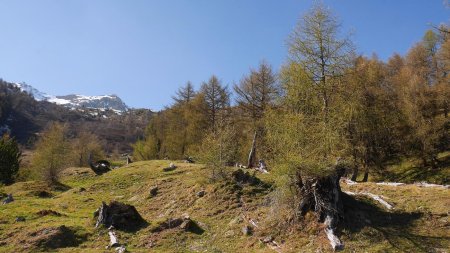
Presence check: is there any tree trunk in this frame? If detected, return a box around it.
[297,167,346,250]
[247,131,257,168]
[362,169,369,182]
[350,166,358,181]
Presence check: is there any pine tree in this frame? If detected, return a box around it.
[0,134,21,184]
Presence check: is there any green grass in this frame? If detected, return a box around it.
[372,151,450,185]
[0,160,449,252]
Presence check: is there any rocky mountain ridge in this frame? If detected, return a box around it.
[14,82,128,112]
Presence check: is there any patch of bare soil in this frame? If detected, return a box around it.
[36,210,63,217]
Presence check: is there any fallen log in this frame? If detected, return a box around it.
[106,226,127,252]
[115,245,126,253]
[376,182,405,186]
[108,227,120,247]
[324,215,344,251]
[260,236,282,253]
[344,179,449,189]
[342,178,358,185]
[415,182,450,189]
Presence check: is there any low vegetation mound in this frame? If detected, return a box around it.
[26,225,81,249]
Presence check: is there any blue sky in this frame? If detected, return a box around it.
[0,0,448,110]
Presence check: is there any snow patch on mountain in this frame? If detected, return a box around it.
[13,83,128,112]
[14,82,52,101]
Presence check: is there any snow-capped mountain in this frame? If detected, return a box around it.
[50,94,128,112]
[14,82,128,112]
[15,82,52,101]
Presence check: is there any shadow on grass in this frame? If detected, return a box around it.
[341,193,449,252]
[187,221,205,235]
[50,181,72,192]
[380,154,450,185]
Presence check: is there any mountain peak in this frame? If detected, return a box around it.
[14,83,128,112]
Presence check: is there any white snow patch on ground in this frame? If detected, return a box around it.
[47,97,72,105]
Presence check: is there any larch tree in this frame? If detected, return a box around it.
[394,34,449,168]
[287,4,353,122]
[172,81,196,105]
[200,75,230,130]
[31,122,73,185]
[346,56,402,181]
[265,4,354,250]
[234,61,279,167]
[72,131,104,167]
[234,61,279,125]
[171,82,197,157]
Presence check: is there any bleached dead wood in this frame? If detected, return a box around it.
[260,236,282,253]
[415,182,450,189]
[266,240,282,253]
[342,178,358,185]
[343,191,356,196]
[324,215,344,251]
[249,219,259,228]
[115,245,126,253]
[376,182,405,186]
[108,226,120,247]
[255,167,269,174]
[344,178,449,189]
[108,226,126,252]
[344,191,393,210]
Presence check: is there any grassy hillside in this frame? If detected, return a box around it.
[0,161,449,252]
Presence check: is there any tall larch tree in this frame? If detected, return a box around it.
[200,75,230,130]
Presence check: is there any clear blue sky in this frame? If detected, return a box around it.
[0,0,448,110]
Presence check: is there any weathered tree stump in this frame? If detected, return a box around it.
[2,194,13,205]
[296,166,346,251]
[94,201,145,231]
[149,186,158,197]
[88,154,111,175]
[163,163,177,172]
[126,155,132,165]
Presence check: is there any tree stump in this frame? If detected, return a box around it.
[297,166,346,251]
[95,201,145,231]
[2,194,13,205]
